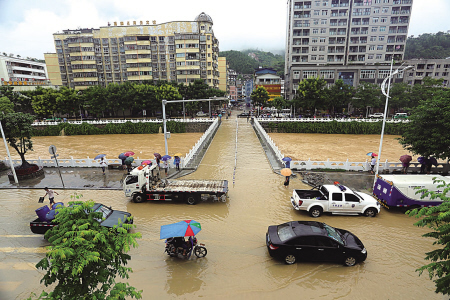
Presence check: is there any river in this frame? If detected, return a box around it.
[0,117,443,300]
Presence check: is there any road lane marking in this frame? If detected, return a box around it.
[0,247,47,253]
[0,235,42,238]
[0,281,21,292]
[0,262,37,270]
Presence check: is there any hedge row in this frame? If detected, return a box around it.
[32,121,186,136]
[267,121,406,135]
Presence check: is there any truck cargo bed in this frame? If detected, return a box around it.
[155,180,228,193]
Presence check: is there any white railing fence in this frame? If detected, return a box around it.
[253,118,449,173]
[32,118,214,126]
[182,118,219,167]
[256,117,408,123]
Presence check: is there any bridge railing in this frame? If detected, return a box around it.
[253,118,449,173]
[182,118,219,168]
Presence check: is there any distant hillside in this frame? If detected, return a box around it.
[405,32,450,59]
[219,49,285,76]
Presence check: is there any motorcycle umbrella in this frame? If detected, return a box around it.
[141,160,152,165]
[160,220,201,239]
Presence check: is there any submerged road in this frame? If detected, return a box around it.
[0,115,444,299]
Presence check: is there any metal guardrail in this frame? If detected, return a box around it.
[183,118,219,167]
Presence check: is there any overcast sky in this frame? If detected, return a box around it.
[0,0,448,60]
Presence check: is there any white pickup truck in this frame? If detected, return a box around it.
[290,183,381,217]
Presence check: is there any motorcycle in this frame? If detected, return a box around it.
[165,236,207,259]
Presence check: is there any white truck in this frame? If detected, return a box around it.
[290,182,381,217]
[123,164,228,204]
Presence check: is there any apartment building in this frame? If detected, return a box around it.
[403,58,450,87]
[218,56,228,94]
[254,68,282,101]
[0,54,48,89]
[285,0,413,99]
[47,12,220,90]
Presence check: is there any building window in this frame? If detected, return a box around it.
[319,46,325,51]
[381,17,387,23]
[320,70,334,79]
[371,27,378,32]
[373,7,380,14]
[368,54,374,59]
[369,45,375,50]
[313,19,319,25]
[320,28,326,34]
[312,38,318,43]
[319,55,324,60]
[311,55,317,60]
[315,1,320,6]
[373,17,379,23]
[311,46,318,51]
[320,37,326,43]
[293,71,300,79]
[303,70,318,78]
[378,69,391,78]
[361,70,376,79]
[378,36,385,41]
[380,26,386,32]
[370,36,376,41]
[321,19,327,24]
[159,36,165,42]
[321,10,328,16]
[377,45,383,50]
[313,28,319,34]
[314,10,320,16]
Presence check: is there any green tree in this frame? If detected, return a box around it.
[399,89,450,160]
[84,85,108,119]
[271,96,288,111]
[31,198,142,300]
[389,82,411,113]
[251,86,270,109]
[292,77,327,114]
[407,179,450,296]
[31,87,60,118]
[56,86,82,118]
[0,96,14,113]
[0,112,35,168]
[405,32,450,59]
[408,77,444,109]
[352,82,383,117]
[326,79,354,116]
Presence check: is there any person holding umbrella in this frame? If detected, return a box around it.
[162,155,171,176]
[367,152,377,174]
[173,154,182,171]
[124,156,134,173]
[399,155,412,174]
[100,157,108,175]
[281,168,292,188]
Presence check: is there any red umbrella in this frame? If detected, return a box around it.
[154,153,162,159]
[124,151,135,157]
[399,155,412,164]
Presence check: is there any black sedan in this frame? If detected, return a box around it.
[266,221,367,266]
[237,112,251,118]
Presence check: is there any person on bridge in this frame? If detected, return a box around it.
[174,156,181,171]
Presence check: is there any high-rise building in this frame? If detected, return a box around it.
[218,56,228,94]
[285,0,413,99]
[47,13,220,90]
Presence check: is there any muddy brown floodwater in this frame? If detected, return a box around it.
[2,133,203,160]
[0,118,444,300]
[269,133,420,162]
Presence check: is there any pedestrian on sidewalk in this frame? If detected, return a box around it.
[99,157,108,175]
[370,156,376,174]
[174,156,181,171]
[247,114,249,122]
[163,159,169,176]
[43,187,59,209]
[156,156,161,169]
[284,176,290,188]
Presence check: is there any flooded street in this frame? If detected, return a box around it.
[0,118,443,299]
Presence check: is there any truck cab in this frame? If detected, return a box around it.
[123,164,160,198]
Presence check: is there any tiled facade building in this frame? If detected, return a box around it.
[46,13,220,90]
[285,0,413,99]
[1,54,48,88]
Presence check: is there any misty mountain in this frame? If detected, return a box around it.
[219,49,285,76]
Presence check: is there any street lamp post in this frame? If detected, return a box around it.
[374,60,413,181]
[0,120,18,183]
